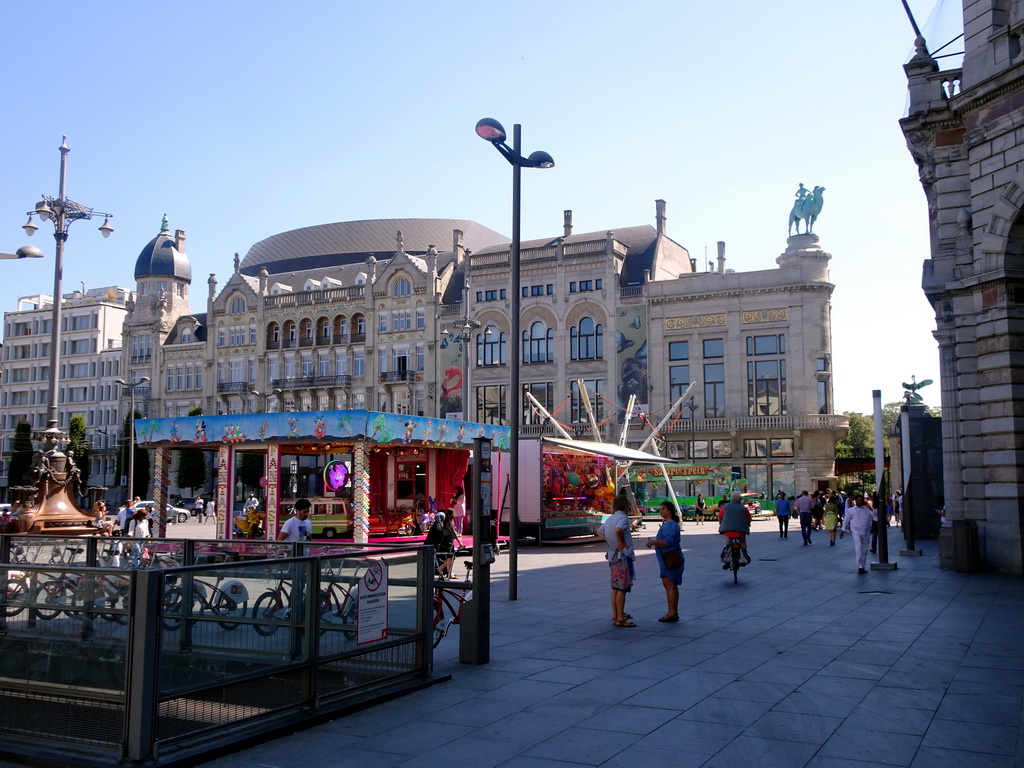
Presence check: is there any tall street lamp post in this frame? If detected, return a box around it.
[116,377,150,499]
[686,396,699,495]
[23,136,114,441]
[475,118,554,600]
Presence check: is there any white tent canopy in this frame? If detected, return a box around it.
[542,437,670,465]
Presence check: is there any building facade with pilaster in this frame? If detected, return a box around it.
[901,1,1024,573]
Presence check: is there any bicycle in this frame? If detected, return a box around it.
[721,535,750,583]
[162,573,249,631]
[1,545,31,618]
[33,546,130,624]
[432,560,473,648]
[251,566,358,637]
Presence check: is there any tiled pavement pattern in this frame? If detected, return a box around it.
[6,518,1018,767]
[197,519,1024,768]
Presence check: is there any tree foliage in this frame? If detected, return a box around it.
[176,449,206,495]
[117,411,150,498]
[236,453,265,493]
[835,412,875,459]
[67,415,91,491]
[8,422,33,487]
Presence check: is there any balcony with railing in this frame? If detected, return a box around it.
[664,413,849,434]
[379,371,417,383]
[264,285,366,308]
[272,375,352,390]
[217,382,251,394]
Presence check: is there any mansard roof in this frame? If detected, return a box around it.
[240,218,508,276]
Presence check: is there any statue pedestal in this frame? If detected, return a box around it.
[777,234,831,276]
[783,233,823,255]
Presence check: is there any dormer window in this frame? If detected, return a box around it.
[181,328,192,343]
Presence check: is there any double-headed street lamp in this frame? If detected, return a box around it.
[116,377,150,498]
[475,118,554,601]
[23,136,114,441]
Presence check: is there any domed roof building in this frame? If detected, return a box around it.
[134,214,192,281]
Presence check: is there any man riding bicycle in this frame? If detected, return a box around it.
[718,491,752,569]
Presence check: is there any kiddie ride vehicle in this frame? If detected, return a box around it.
[369,508,419,536]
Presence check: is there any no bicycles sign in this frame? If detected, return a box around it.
[357,560,388,645]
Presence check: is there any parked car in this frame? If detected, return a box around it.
[132,501,190,524]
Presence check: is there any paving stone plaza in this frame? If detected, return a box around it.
[166,519,1024,768]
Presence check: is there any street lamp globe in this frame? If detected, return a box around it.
[475,118,506,142]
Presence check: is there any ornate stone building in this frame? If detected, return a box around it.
[901,2,1024,573]
[1,204,848,503]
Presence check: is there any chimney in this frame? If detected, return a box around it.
[453,229,465,266]
[655,200,667,236]
[717,241,726,274]
[563,210,573,237]
[175,229,186,252]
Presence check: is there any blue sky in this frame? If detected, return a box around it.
[1,1,959,415]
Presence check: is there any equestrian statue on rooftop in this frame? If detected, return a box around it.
[788,183,826,235]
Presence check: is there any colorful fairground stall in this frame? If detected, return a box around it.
[133,410,510,543]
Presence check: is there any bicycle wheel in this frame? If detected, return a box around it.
[731,546,740,583]
[34,580,72,620]
[162,586,184,631]
[432,592,455,648]
[1,577,29,617]
[214,592,247,631]
[99,583,131,625]
[252,590,285,636]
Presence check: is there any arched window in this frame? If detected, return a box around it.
[476,326,507,366]
[570,317,603,360]
[180,328,192,343]
[229,295,246,315]
[523,321,553,364]
[392,277,412,297]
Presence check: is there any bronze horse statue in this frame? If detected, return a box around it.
[788,185,825,235]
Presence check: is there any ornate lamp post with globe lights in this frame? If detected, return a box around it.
[0,137,114,534]
[475,118,554,600]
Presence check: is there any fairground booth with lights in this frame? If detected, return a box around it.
[134,410,511,543]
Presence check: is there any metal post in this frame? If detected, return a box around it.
[872,390,896,570]
[462,436,491,663]
[45,143,70,428]
[508,125,521,601]
[127,386,136,498]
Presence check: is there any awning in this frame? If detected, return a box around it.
[542,437,671,465]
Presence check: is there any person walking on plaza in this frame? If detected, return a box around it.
[277,498,312,542]
[599,494,636,627]
[115,500,132,534]
[775,491,791,538]
[823,490,840,545]
[795,490,814,545]
[451,486,467,535]
[841,494,873,573]
[694,493,706,525]
[194,496,206,523]
[718,491,751,567]
[646,501,684,622]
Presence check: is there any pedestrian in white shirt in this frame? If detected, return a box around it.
[841,495,873,574]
